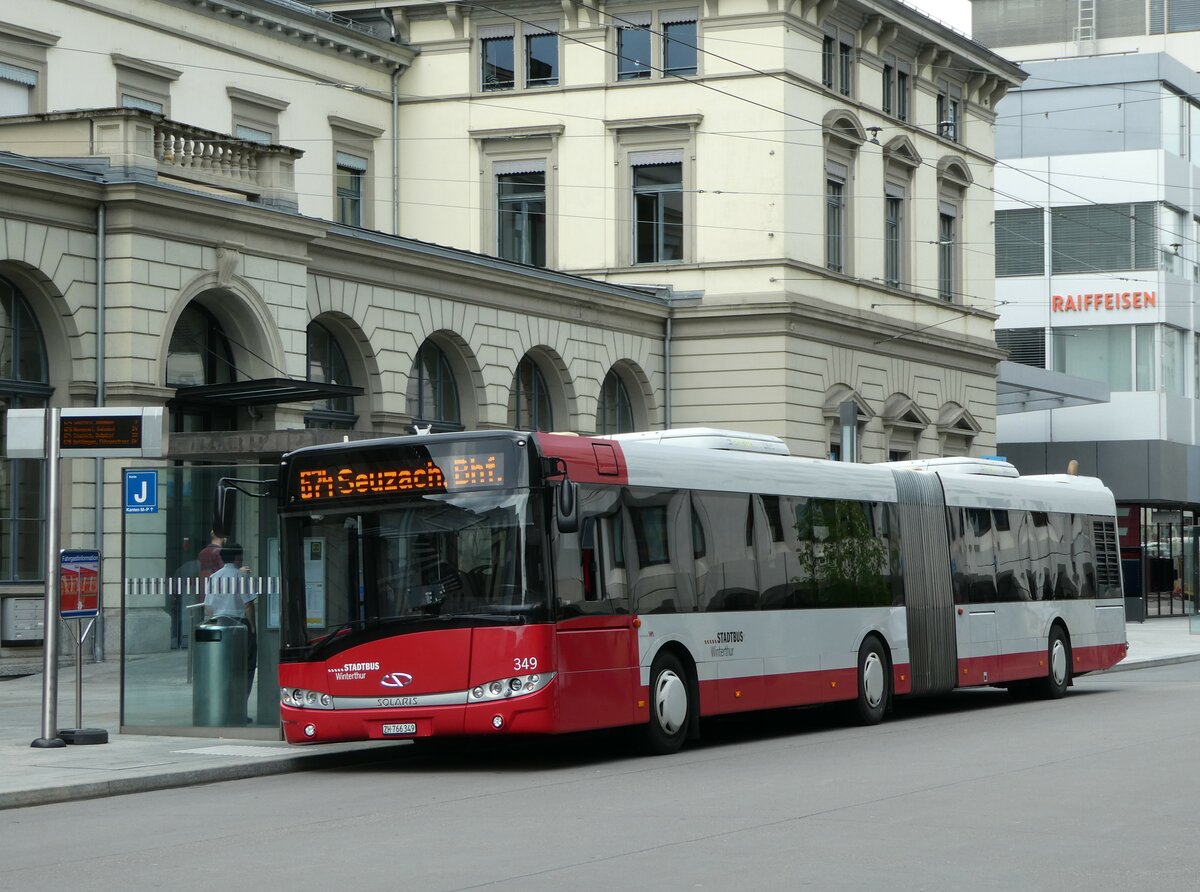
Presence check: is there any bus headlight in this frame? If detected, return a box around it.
[280,686,335,710]
[468,672,554,702]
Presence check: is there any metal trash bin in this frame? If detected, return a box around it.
[192,616,248,726]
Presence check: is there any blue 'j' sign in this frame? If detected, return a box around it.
[124,470,158,514]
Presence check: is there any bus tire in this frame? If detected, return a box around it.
[854,635,890,725]
[644,651,690,755]
[1037,625,1071,700]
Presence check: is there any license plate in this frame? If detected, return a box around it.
[382,722,417,736]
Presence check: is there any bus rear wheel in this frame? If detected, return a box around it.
[644,651,690,755]
[1036,625,1071,700]
[854,635,890,725]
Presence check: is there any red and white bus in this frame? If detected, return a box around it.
[264,428,1127,753]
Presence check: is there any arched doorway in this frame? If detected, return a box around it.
[0,274,50,582]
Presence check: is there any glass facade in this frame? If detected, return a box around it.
[122,464,281,735]
[1122,504,1200,618]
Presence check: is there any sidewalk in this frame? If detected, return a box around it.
[1,617,1197,810]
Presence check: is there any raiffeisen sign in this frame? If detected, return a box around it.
[1051,291,1157,312]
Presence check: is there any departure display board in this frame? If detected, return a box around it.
[289,441,515,505]
[60,414,142,451]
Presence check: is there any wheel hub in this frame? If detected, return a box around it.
[654,670,688,734]
[862,652,884,709]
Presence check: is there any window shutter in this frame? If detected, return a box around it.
[630,149,683,167]
[336,152,368,172]
[1051,202,1157,273]
[995,208,1044,276]
[494,159,546,175]
[995,327,1046,368]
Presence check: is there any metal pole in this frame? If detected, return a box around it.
[75,619,83,730]
[32,407,64,748]
[94,201,106,661]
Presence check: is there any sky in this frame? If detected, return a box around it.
[899,0,973,38]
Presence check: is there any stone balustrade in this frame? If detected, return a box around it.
[0,107,303,210]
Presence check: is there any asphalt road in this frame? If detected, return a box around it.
[4,664,1200,891]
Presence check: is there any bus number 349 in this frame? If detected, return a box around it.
[514,657,538,671]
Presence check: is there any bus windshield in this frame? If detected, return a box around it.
[280,490,548,650]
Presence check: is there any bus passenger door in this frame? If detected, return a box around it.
[553,507,638,733]
[954,508,1001,686]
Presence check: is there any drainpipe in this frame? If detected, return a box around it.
[392,64,402,236]
[94,202,106,661]
[664,314,672,430]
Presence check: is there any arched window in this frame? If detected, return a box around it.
[596,369,634,434]
[406,341,461,431]
[167,302,236,431]
[306,321,356,428]
[0,274,50,581]
[512,355,552,431]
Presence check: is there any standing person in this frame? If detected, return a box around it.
[203,543,257,720]
[197,530,226,581]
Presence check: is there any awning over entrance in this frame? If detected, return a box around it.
[171,378,362,408]
[995,361,1109,415]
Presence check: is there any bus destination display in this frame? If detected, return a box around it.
[60,414,142,450]
[296,451,506,503]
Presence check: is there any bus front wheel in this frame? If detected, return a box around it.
[854,635,890,725]
[644,651,690,755]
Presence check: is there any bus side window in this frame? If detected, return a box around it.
[694,490,758,612]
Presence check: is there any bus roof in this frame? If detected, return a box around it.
[601,428,790,455]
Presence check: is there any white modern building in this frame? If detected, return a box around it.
[985,49,1200,617]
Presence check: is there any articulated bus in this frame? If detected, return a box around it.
[259,428,1127,753]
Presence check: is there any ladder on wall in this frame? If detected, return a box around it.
[1075,0,1096,47]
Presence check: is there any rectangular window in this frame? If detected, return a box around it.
[335,151,366,227]
[525,25,558,87]
[936,82,959,141]
[995,207,1045,276]
[826,175,844,272]
[821,35,835,87]
[632,157,684,263]
[884,188,903,287]
[938,208,956,300]
[882,62,894,115]
[618,17,652,80]
[996,327,1046,368]
[1163,205,1186,275]
[481,28,515,91]
[496,164,547,267]
[0,62,36,116]
[1051,203,1158,273]
[1053,326,1132,391]
[662,14,698,77]
[1136,325,1156,391]
[838,39,853,97]
[897,66,910,122]
[1164,326,1186,396]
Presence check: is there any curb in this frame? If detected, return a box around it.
[0,742,406,811]
[1100,652,1200,674]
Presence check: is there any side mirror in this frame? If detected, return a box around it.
[212,479,236,539]
[557,479,579,534]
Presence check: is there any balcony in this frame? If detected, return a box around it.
[0,107,302,210]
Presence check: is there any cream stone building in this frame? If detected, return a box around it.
[0,1,668,671]
[0,0,1022,701]
[316,0,1023,459]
